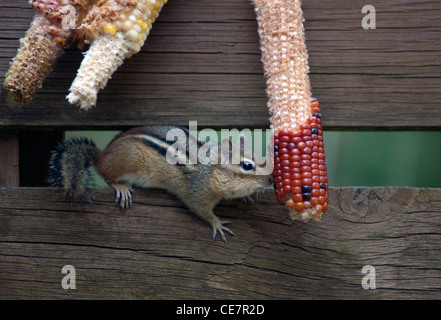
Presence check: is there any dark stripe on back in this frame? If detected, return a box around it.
[137,136,168,157]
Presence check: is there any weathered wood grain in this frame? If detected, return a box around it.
[1,0,441,129]
[0,187,440,299]
[0,132,19,187]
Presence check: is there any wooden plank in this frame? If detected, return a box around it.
[0,0,441,129]
[0,187,440,299]
[0,132,19,187]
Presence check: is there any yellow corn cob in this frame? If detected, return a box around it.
[253,0,329,221]
[67,0,168,109]
[3,0,96,105]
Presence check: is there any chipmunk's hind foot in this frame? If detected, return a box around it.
[111,183,133,209]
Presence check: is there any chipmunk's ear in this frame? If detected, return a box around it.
[220,138,233,165]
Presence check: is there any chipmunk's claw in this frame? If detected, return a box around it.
[212,220,235,243]
[112,184,133,209]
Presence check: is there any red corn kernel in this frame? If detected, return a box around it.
[311,189,320,197]
[310,197,319,206]
[290,148,301,156]
[282,173,291,179]
[302,135,312,142]
[286,199,295,207]
[293,194,303,202]
[292,179,302,187]
[280,135,290,143]
[290,167,300,174]
[293,202,305,212]
[301,154,311,160]
[292,186,302,194]
[281,166,290,173]
[302,178,312,185]
[290,161,301,168]
[297,141,306,150]
[301,172,312,179]
[291,173,301,180]
[301,129,311,137]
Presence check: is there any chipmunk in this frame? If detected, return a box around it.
[48,125,273,242]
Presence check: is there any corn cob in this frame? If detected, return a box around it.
[66,0,167,109]
[253,0,328,221]
[4,0,96,105]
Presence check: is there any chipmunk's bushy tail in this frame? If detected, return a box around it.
[48,138,100,202]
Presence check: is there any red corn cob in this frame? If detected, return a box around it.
[253,0,328,221]
[272,98,328,221]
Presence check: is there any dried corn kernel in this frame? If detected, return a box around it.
[253,0,329,221]
[103,24,117,36]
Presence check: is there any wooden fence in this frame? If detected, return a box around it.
[1,0,440,299]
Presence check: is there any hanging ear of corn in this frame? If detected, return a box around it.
[3,0,96,105]
[253,0,329,221]
[66,0,168,109]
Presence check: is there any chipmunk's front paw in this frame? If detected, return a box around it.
[211,220,235,243]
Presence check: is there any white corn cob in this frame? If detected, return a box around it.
[67,0,168,109]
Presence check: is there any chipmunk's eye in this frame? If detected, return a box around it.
[240,161,255,172]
